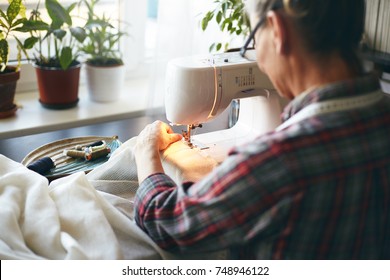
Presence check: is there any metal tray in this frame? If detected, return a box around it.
[21,136,122,181]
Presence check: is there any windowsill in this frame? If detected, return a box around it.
[0,77,164,139]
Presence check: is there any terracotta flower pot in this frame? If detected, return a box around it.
[34,63,81,109]
[0,66,20,119]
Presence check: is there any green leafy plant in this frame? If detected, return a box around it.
[0,0,36,72]
[25,0,86,70]
[201,0,250,52]
[79,0,126,66]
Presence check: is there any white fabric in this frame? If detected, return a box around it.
[0,154,163,260]
[161,139,219,184]
[0,136,221,260]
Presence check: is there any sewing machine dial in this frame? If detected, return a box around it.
[204,52,254,66]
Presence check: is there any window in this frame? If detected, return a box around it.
[1,0,151,92]
[4,0,124,59]
[3,0,223,93]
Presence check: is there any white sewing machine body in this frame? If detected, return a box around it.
[165,51,283,162]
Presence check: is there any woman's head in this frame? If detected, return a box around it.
[245,0,365,58]
[246,0,365,99]
[245,0,365,99]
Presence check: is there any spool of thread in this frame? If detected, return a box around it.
[27,157,55,175]
[74,145,83,151]
[85,147,111,161]
[64,149,86,159]
[74,140,104,151]
[88,143,107,152]
[89,140,105,147]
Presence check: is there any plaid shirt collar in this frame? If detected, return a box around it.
[281,73,381,122]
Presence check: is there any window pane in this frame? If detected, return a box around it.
[1,0,120,62]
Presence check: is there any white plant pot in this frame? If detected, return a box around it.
[85,63,125,102]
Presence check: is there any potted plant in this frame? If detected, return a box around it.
[201,0,249,52]
[79,0,126,102]
[0,0,37,118]
[26,0,86,109]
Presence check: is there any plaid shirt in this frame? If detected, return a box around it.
[134,74,390,259]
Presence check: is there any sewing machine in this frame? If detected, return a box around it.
[165,50,283,162]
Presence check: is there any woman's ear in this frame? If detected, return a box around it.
[266,11,289,55]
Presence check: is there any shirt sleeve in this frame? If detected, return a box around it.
[134,145,292,254]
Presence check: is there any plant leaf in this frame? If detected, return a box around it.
[216,11,223,24]
[70,27,86,43]
[53,29,66,40]
[18,1,26,18]
[7,0,22,25]
[0,9,7,23]
[23,36,39,49]
[17,20,50,32]
[201,12,213,31]
[85,19,112,29]
[10,18,25,30]
[59,47,72,70]
[209,42,216,53]
[222,2,228,14]
[67,2,78,14]
[46,0,72,27]
[0,39,9,71]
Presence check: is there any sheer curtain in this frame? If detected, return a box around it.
[122,0,147,72]
[147,0,237,113]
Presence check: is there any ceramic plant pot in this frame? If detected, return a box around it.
[0,66,20,119]
[85,63,125,102]
[34,63,81,109]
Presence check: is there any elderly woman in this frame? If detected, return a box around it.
[133,0,390,259]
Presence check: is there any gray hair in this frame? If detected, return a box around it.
[244,0,365,73]
[245,0,307,19]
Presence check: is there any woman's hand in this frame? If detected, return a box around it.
[134,121,182,182]
[136,121,182,152]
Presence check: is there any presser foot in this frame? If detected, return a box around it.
[181,124,203,148]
